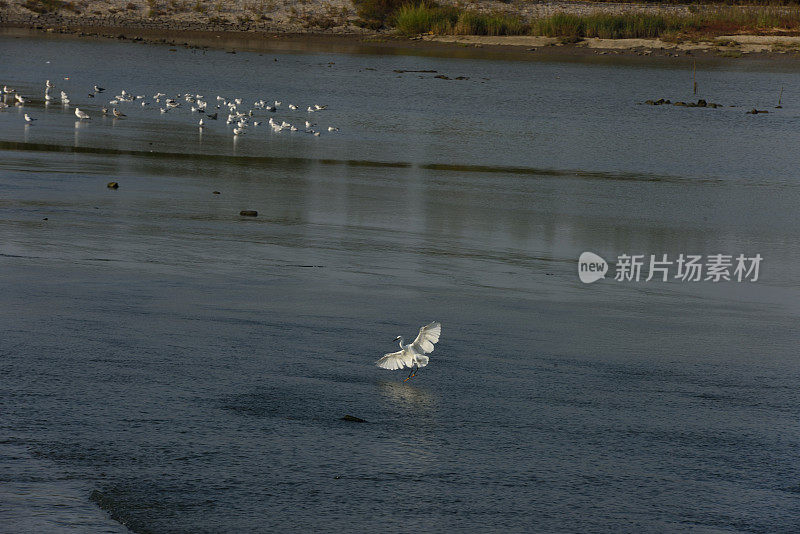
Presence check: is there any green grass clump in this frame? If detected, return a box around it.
[353,0,407,27]
[533,12,704,40]
[386,3,800,40]
[454,11,528,36]
[394,4,459,35]
[585,13,667,39]
[533,11,751,39]
[395,5,528,36]
[532,13,584,38]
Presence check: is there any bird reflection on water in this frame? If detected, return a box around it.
[377,380,437,413]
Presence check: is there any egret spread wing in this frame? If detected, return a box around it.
[411,321,441,354]
[376,350,413,370]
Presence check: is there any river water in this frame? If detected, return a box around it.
[1,30,799,533]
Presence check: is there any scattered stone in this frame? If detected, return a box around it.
[239,210,258,216]
[341,415,367,423]
[434,74,451,80]
[650,99,722,108]
[212,191,221,195]
[106,181,119,189]
[746,108,769,114]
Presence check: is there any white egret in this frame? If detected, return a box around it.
[376,322,442,381]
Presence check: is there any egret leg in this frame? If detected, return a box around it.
[403,364,418,382]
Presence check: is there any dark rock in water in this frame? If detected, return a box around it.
[674,101,687,107]
[645,99,655,105]
[341,415,367,423]
[107,182,119,189]
[239,210,258,217]
[654,98,666,105]
[212,191,221,195]
[746,108,769,114]
[434,74,451,80]
[686,102,698,107]
[697,99,707,107]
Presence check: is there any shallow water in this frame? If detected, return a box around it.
[1,31,799,533]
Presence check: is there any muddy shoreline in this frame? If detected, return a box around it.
[3,16,800,62]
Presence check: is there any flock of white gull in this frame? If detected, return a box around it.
[0,80,339,138]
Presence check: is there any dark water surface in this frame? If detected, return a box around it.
[1,31,799,533]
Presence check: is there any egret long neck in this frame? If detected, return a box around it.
[397,337,404,349]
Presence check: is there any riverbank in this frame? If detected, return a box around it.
[4,2,800,59]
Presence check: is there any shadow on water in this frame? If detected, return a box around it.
[0,140,702,185]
